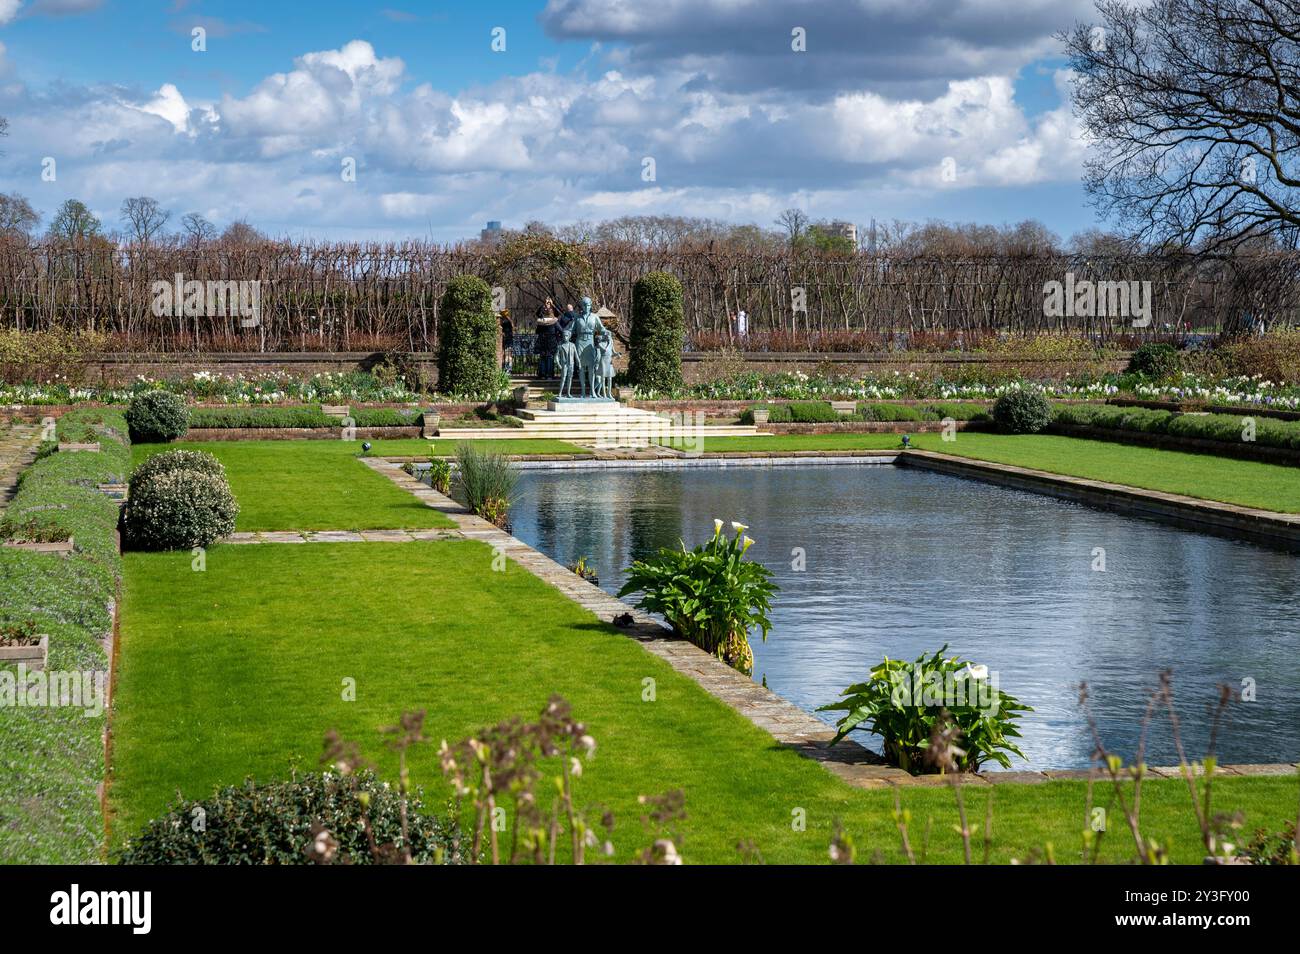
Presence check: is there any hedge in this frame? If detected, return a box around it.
[627,271,685,393]
[740,401,991,425]
[188,405,337,429]
[186,406,423,429]
[1054,403,1300,451]
[437,275,501,397]
[350,407,422,428]
[0,408,127,863]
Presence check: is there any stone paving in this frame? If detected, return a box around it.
[0,422,41,514]
[224,528,462,545]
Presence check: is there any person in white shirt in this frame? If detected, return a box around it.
[734,307,748,338]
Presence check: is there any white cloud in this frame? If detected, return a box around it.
[0,21,1092,240]
[0,1,20,26]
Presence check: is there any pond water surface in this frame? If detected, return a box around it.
[509,463,1300,769]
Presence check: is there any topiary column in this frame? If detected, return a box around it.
[627,271,685,393]
[437,275,501,396]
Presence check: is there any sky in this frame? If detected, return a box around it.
[0,0,1107,243]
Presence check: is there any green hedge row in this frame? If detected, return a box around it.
[187,405,423,429]
[0,408,128,863]
[188,405,337,429]
[1053,404,1300,451]
[740,401,991,425]
[349,407,422,428]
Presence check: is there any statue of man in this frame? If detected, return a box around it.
[571,296,607,399]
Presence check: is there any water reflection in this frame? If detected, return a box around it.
[510,465,1300,769]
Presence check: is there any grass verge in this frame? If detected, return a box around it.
[689,432,1300,513]
[131,440,455,531]
[110,540,1299,864]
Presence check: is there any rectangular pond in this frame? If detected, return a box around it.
[508,462,1300,770]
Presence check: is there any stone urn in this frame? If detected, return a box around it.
[751,407,770,425]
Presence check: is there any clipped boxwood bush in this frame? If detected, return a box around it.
[1126,342,1181,379]
[627,271,685,393]
[992,390,1053,434]
[437,275,500,396]
[116,771,460,865]
[122,468,238,551]
[126,390,189,443]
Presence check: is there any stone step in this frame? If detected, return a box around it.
[434,426,765,441]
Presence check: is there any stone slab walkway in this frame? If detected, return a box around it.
[224,528,463,544]
[0,422,41,514]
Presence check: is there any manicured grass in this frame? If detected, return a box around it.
[132,440,455,531]
[366,437,588,457]
[692,431,1300,513]
[110,541,1300,864]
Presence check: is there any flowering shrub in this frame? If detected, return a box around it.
[130,448,227,485]
[818,646,1032,773]
[122,467,238,551]
[116,771,458,865]
[125,390,188,443]
[618,520,777,675]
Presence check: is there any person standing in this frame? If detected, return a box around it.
[535,297,559,377]
[500,309,514,372]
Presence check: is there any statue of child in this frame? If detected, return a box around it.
[556,326,578,398]
[596,332,617,399]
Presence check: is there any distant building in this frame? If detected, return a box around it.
[826,221,857,246]
[480,220,504,244]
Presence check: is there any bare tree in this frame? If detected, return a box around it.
[775,208,809,249]
[120,196,171,244]
[0,192,40,240]
[180,212,217,244]
[1064,0,1300,251]
[220,218,264,245]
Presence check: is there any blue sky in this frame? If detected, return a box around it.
[0,0,1104,243]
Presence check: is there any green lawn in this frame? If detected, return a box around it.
[132,440,456,531]
[110,541,1299,864]
[692,431,1300,513]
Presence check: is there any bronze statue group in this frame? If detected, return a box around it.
[533,296,616,399]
